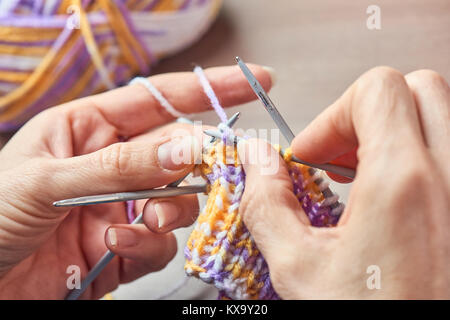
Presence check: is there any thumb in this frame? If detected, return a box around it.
[237,138,309,262]
[291,67,423,181]
[47,135,201,203]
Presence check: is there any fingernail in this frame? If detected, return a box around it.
[157,136,199,170]
[262,66,277,87]
[154,202,180,229]
[107,227,139,248]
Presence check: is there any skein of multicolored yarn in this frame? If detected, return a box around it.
[0,0,222,132]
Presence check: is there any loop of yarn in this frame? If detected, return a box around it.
[129,76,188,118]
[193,65,227,123]
[0,0,222,131]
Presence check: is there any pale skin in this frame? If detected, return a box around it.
[0,65,273,299]
[0,65,448,300]
[237,67,450,299]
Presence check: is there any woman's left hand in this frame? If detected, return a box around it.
[0,65,273,299]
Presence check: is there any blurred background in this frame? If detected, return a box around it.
[0,0,449,299]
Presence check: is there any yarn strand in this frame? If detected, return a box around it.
[0,0,222,131]
[193,65,228,123]
[185,66,344,300]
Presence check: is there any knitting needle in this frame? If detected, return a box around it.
[65,114,242,300]
[53,184,207,207]
[54,113,241,208]
[235,59,348,210]
[204,130,355,179]
[210,112,240,142]
[65,175,191,300]
[177,111,239,129]
[236,56,295,143]
[235,56,355,179]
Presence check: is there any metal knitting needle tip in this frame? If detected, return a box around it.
[237,57,348,211]
[203,130,355,179]
[236,56,295,144]
[53,184,207,207]
[210,111,240,143]
[204,129,239,144]
[227,111,240,128]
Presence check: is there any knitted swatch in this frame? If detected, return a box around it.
[129,64,345,300]
[184,138,344,300]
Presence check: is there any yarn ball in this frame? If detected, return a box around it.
[184,139,344,300]
[0,0,222,132]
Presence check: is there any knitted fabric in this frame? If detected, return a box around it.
[182,66,345,300]
[124,64,344,300]
[184,139,344,300]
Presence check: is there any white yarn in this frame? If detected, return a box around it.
[129,77,189,118]
[131,0,220,58]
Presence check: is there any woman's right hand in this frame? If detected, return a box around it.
[237,67,450,299]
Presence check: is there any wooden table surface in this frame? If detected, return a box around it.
[0,0,449,299]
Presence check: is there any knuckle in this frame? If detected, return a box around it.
[32,106,62,126]
[166,122,193,133]
[13,159,60,213]
[27,158,54,183]
[98,143,134,177]
[399,154,433,185]
[369,65,403,79]
[387,154,435,207]
[353,66,411,117]
[362,66,405,87]
[407,69,449,89]
[157,122,193,139]
[398,167,426,193]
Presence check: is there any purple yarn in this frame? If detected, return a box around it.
[126,200,135,223]
[189,65,342,300]
[193,65,228,124]
[114,0,154,70]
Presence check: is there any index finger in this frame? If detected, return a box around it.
[292,66,424,169]
[73,64,273,137]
